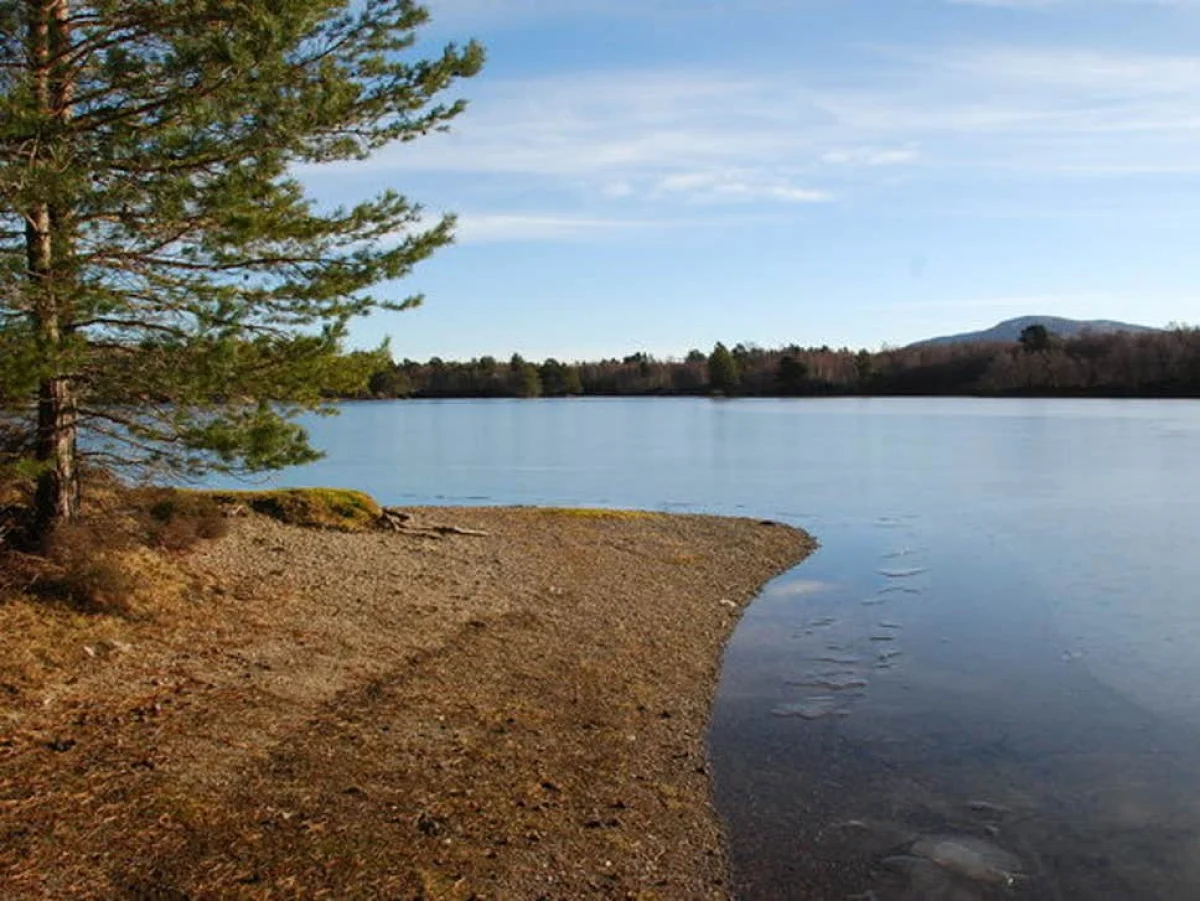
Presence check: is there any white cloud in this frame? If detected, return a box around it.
[655,170,832,204]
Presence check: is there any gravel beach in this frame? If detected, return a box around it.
[0,507,813,898]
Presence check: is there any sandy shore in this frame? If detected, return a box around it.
[0,507,813,899]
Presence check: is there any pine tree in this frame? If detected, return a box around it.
[707,342,739,395]
[0,0,482,540]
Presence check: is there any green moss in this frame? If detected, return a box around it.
[203,488,383,531]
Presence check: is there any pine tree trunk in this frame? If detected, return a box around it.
[26,0,80,539]
[34,376,80,532]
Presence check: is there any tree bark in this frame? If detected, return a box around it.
[34,376,80,533]
[25,0,80,538]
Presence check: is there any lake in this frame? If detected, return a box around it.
[210,397,1200,900]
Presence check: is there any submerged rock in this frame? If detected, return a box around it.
[909,834,1024,887]
[881,855,989,901]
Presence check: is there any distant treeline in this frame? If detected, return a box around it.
[353,326,1200,399]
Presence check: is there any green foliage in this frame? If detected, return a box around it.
[518,363,543,398]
[539,358,581,397]
[367,365,414,398]
[562,366,584,396]
[0,0,483,522]
[707,342,740,395]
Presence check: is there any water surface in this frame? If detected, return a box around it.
[210,397,1200,899]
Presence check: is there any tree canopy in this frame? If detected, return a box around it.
[0,0,482,538]
[1019,324,1053,353]
[707,342,739,395]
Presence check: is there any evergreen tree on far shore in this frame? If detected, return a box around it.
[707,343,740,395]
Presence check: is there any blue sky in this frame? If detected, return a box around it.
[309,0,1200,361]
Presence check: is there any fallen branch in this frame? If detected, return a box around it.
[379,509,489,538]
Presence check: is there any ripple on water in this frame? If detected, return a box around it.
[815,654,866,665]
[787,672,870,692]
[877,567,930,578]
[881,548,924,559]
[771,697,849,720]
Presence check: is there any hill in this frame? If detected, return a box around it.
[911,315,1158,347]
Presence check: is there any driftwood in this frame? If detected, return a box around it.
[380,508,489,539]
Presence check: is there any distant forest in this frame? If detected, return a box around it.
[353,325,1200,400]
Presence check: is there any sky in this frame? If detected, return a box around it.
[307,0,1200,362]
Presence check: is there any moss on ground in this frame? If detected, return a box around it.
[203,488,383,531]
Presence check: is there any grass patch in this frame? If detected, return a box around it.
[203,488,383,531]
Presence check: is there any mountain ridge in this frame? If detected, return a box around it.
[911,315,1158,347]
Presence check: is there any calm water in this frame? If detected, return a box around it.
[211,397,1200,900]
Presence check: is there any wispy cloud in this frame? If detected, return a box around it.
[325,69,918,204]
[310,31,1200,225]
[453,212,657,243]
[653,170,832,204]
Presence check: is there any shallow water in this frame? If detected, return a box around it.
[711,516,1200,900]
[206,397,1200,898]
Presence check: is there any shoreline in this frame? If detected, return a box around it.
[0,506,814,898]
